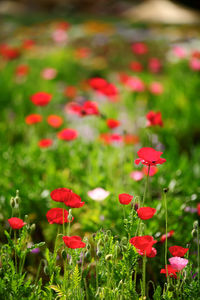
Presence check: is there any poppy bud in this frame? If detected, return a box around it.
[68,209,73,222]
[10,197,15,208]
[30,224,36,232]
[92,233,96,240]
[163,188,169,193]
[105,254,113,261]
[193,220,199,229]
[61,249,67,260]
[15,190,20,204]
[134,203,139,211]
[191,229,196,237]
[24,215,29,222]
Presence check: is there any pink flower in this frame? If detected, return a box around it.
[169,257,188,271]
[41,68,57,80]
[173,46,186,58]
[189,58,200,71]
[52,29,68,44]
[130,171,144,181]
[87,188,110,201]
[126,76,145,92]
[149,82,163,95]
[148,58,162,73]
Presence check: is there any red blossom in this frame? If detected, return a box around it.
[46,208,73,224]
[119,193,133,205]
[131,42,148,55]
[50,188,84,208]
[82,101,99,116]
[8,217,26,229]
[25,114,42,125]
[30,92,52,106]
[130,61,143,72]
[130,235,157,256]
[146,111,163,127]
[15,64,29,77]
[135,147,166,166]
[160,230,174,243]
[22,39,35,50]
[47,115,63,128]
[148,58,162,73]
[63,236,86,249]
[106,119,120,129]
[89,77,107,90]
[160,265,178,278]
[57,128,78,141]
[38,139,53,148]
[0,45,20,60]
[161,265,178,278]
[137,207,156,220]
[138,247,157,258]
[169,246,189,257]
[198,203,200,216]
[64,86,77,98]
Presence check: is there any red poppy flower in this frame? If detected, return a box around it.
[160,230,174,243]
[56,21,70,30]
[138,247,157,258]
[38,139,53,148]
[0,45,20,60]
[106,119,120,129]
[50,188,84,208]
[75,47,90,59]
[46,208,74,224]
[82,101,99,116]
[197,203,200,216]
[148,58,162,73]
[51,188,72,202]
[146,111,163,127]
[169,246,189,257]
[65,102,82,116]
[142,166,158,177]
[15,64,29,77]
[89,77,107,90]
[47,115,63,128]
[119,193,133,205]
[64,86,77,98]
[8,217,26,229]
[130,235,157,256]
[57,128,78,141]
[30,92,52,106]
[131,42,148,55]
[22,39,35,50]
[137,207,156,220]
[160,265,178,278]
[123,134,139,145]
[130,61,143,72]
[99,133,123,145]
[63,236,86,249]
[25,114,42,125]
[101,83,118,98]
[135,147,166,166]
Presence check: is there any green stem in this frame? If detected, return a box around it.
[164,191,169,285]
[142,254,146,298]
[14,230,17,273]
[142,165,150,206]
[197,225,200,287]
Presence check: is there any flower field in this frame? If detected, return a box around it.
[0,15,200,299]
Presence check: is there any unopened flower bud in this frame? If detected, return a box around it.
[85,251,90,259]
[10,197,15,208]
[97,250,102,257]
[24,215,29,222]
[193,221,199,230]
[134,203,139,211]
[30,224,36,231]
[191,229,196,237]
[68,209,73,222]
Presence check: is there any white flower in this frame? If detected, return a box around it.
[87,188,110,202]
